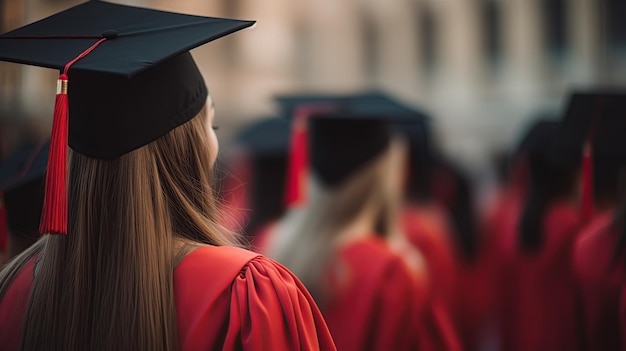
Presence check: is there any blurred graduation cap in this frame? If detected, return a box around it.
[0,0,255,234]
[234,117,291,235]
[524,120,562,163]
[0,140,49,253]
[556,91,626,220]
[307,93,426,187]
[235,117,291,157]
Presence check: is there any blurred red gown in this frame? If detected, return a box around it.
[621,285,626,350]
[400,204,463,348]
[573,209,626,351]
[497,200,582,351]
[0,245,336,351]
[256,226,460,351]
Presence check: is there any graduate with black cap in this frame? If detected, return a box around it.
[0,2,336,350]
[218,116,292,244]
[0,140,48,261]
[493,119,584,351]
[557,91,626,351]
[262,91,462,351]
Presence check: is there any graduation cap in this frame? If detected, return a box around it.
[557,91,626,220]
[306,93,425,187]
[0,140,49,252]
[274,94,345,207]
[0,0,255,234]
[235,117,291,157]
[234,117,291,234]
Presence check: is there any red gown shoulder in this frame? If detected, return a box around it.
[573,210,625,351]
[321,237,420,351]
[174,245,336,351]
[0,246,336,351]
[0,257,36,350]
[497,200,582,351]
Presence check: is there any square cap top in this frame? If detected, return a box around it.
[282,91,426,187]
[275,90,428,122]
[0,0,255,77]
[0,1,255,234]
[0,0,255,160]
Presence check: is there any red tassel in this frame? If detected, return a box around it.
[37,38,108,235]
[284,114,309,207]
[0,191,7,252]
[580,141,594,222]
[284,104,338,208]
[39,74,69,235]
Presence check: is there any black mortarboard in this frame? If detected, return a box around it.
[557,91,626,161]
[0,141,49,193]
[523,120,578,184]
[275,93,347,119]
[234,117,290,234]
[0,141,49,249]
[400,119,434,201]
[0,0,254,159]
[556,91,626,220]
[307,92,425,186]
[0,1,254,234]
[235,117,291,157]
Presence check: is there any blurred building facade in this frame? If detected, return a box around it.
[1,0,624,173]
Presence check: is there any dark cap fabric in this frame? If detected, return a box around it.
[557,91,626,162]
[235,117,291,157]
[306,92,425,186]
[0,0,255,159]
[275,93,347,119]
[0,141,49,193]
[233,117,291,234]
[0,141,48,236]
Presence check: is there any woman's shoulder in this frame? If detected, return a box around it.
[174,244,312,299]
[174,245,337,350]
[174,245,267,290]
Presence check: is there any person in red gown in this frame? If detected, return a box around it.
[261,96,460,350]
[218,117,290,242]
[396,121,465,348]
[0,3,335,350]
[564,92,626,351]
[496,120,582,351]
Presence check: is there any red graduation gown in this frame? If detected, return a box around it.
[401,204,457,309]
[497,200,582,351]
[573,210,626,351]
[323,236,461,351]
[0,245,336,351]
[621,285,626,350]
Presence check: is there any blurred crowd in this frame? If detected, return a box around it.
[212,90,625,351]
[0,0,625,350]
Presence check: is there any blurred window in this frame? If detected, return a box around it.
[604,0,626,57]
[482,0,502,70]
[362,13,379,82]
[542,0,569,63]
[417,4,437,75]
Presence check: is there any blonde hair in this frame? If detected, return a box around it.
[0,106,241,351]
[269,139,404,302]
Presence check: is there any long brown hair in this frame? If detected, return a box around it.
[268,140,403,302]
[0,106,241,350]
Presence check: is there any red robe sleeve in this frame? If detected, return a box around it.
[621,285,626,351]
[572,211,624,351]
[174,246,336,351]
[0,257,36,351]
